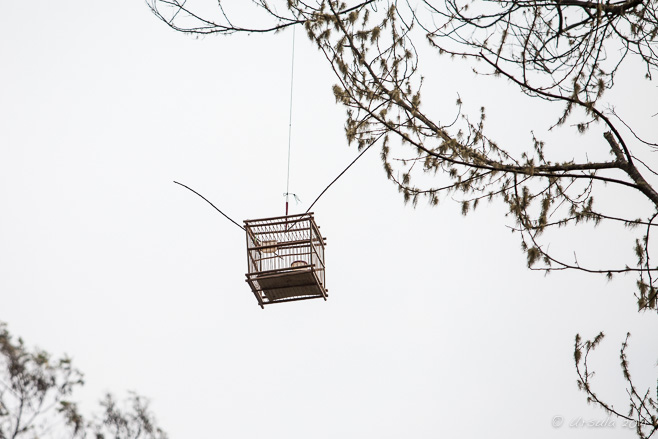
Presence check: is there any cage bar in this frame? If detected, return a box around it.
[244,212,327,308]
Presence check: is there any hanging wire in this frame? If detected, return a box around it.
[304,134,383,214]
[284,25,296,216]
[173,181,245,231]
[174,136,378,233]
[168,0,187,24]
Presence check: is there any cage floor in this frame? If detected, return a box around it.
[247,269,325,303]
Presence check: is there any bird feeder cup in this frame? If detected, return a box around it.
[244,212,327,308]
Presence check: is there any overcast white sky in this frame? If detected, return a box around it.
[1,2,656,438]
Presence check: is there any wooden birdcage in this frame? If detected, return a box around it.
[244,212,327,308]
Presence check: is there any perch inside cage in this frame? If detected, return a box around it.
[244,212,327,308]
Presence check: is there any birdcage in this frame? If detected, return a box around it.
[244,212,327,308]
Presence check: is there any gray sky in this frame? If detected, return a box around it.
[1,1,656,438]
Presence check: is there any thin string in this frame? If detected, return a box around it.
[169,0,187,24]
[174,136,378,233]
[285,25,296,216]
[304,134,383,214]
[173,181,245,231]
